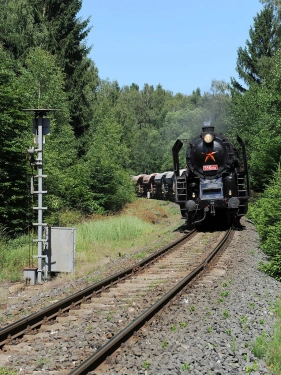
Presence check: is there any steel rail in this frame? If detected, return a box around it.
[0,229,196,347]
[68,228,233,375]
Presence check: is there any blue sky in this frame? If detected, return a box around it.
[78,0,264,95]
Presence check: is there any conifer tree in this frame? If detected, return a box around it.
[0,0,36,58]
[29,0,94,137]
[0,0,96,138]
[0,47,31,233]
[260,0,281,8]
[231,4,281,92]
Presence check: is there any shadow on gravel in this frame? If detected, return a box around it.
[173,223,190,233]
[173,216,247,234]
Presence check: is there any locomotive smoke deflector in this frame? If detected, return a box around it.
[172,139,183,177]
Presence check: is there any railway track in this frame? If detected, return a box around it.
[0,228,234,373]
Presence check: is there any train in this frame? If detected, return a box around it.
[173,125,249,227]
[132,124,249,228]
[132,171,176,201]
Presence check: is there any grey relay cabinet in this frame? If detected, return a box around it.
[44,227,76,273]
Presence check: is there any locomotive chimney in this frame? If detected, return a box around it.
[202,126,214,133]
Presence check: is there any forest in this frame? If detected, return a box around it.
[1,0,281,278]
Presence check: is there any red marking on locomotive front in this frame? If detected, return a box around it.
[202,150,217,162]
[203,165,218,171]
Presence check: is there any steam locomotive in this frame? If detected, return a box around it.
[172,125,249,227]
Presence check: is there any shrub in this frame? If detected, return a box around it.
[248,164,281,280]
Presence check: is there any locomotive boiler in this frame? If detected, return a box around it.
[172,125,249,227]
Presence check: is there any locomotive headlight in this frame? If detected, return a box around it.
[228,190,232,196]
[203,133,214,143]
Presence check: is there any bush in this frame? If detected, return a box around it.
[248,164,281,280]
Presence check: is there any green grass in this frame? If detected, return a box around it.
[170,324,177,332]
[251,300,281,374]
[222,309,230,318]
[226,328,231,336]
[132,250,148,259]
[162,340,168,348]
[221,291,229,297]
[0,369,18,375]
[76,215,153,244]
[182,362,190,371]
[252,331,268,359]
[74,214,155,274]
[0,199,181,282]
[265,301,281,374]
[142,360,151,370]
[0,234,32,281]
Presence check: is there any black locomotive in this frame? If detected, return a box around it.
[172,125,249,227]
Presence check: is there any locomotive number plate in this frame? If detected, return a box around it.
[203,165,218,171]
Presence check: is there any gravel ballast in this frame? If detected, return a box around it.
[1,218,280,374]
[98,218,280,375]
